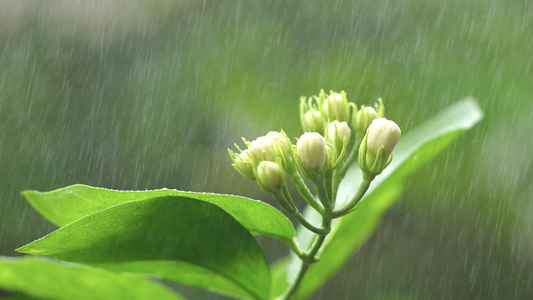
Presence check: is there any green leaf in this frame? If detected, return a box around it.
[23,185,295,245]
[272,98,483,299]
[270,256,291,299]
[0,256,182,300]
[17,196,271,300]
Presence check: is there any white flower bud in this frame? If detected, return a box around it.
[266,131,290,152]
[327,121,351,146]
[256,161,283,191]
[297,132,326,169]
[322,92,349,122]
[358,118,401,177]
[234,150,255,179]
[354,106,379,132]
[304,110,324,132]
[366,118,401,157]
[248,136,275,161]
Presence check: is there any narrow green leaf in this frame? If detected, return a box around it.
[0,256,182,300]
[17,196,271,300]
[23,185,295,245]
[273,98,483,299]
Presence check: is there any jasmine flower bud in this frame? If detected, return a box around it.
[327,121,351,147]
[297,132,326,170]
[235,150,255,179]
[303,110,324,132]
[228,148,256,180]
[367,118,401,157]
[359,118,401,177]
[248,136,275,161]
[266,131,290,153]
[256,161,283,192]
[354,106,379,133]
[322,91,350,122]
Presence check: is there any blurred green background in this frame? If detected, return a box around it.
[0,0,531,299]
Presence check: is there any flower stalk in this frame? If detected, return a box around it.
[229,90,401,299]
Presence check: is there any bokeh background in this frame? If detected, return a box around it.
[1,0,532,299]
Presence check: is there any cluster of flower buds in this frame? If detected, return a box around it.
[228,131,291,192]
[299,90,353,133]
[230,90,401,219]
[297,90,398,174]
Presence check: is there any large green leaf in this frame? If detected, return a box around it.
[23,185,294,244]
[0,256,182,300]
[272,98,483,299]
[17,196,271,300]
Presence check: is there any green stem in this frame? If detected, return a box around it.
[279,136,373,298]
[286,238,306,260]
[314,178,330,209]
[280,185,327,235]
[330,168,340,209]
[281,236,326,300]
[292,212,328,235]
[280,184,297,212]
[288,170,324,214]
[324,170,334,209]
[281,214,331,300]
[332,177,373,218]
[339,138,362,178]
[273,190,296,215]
